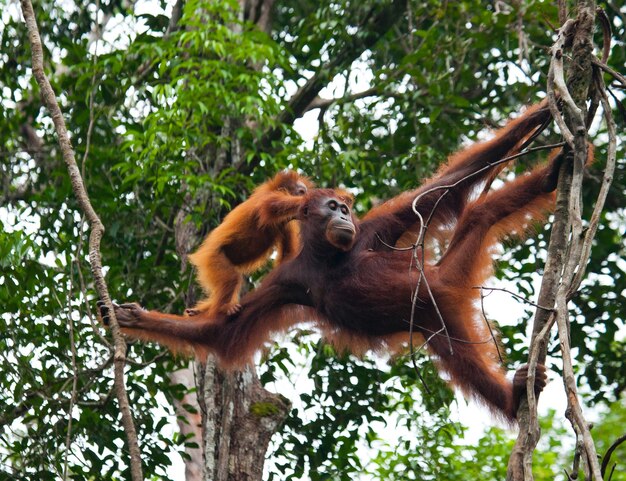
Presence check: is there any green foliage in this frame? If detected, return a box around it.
[594,397,626,481]
[1,0,624,478]
[263,337,452,480]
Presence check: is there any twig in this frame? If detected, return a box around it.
[412,252,453,355]
[405,246,442,393]
[591,57,626,88]
[402,124,558,392]
[412,324,504,345]
[472,286,555,312]
[567,69,617,297]
[606,87,626,122]
[63,235,80,480]
[19,2,144,479]
[126,350,170,367]
[401,122,558,390]
[601,434,626,479]
[373,225,436,391]
[410,141,564,217]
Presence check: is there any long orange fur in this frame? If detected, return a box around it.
[187,170,313,316]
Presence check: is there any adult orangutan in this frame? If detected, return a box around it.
[101,101,559,421]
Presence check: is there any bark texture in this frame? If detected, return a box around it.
[507,2,601,480]
[197,362,290,481]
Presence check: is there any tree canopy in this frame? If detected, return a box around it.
[1,0,624,479]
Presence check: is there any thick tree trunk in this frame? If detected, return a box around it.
[197,361,290,481]
[169,5,290,478]
[173,190,290,481]
[173,214,290,481]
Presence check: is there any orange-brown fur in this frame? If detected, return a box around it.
[187,170,313,317]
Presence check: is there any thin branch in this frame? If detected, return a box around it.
[125,350,170,367]
[477,287,504,363]
[134,0,185,85]
[411,254,453,354]
[154,210,177,267]
[601,434,626,478]
[400,124,557,391]
[591,57,626,88]
[410,141,565,216]
[304,86,381,113]
[570,427,584,479]
[165,0,185,36]
[567,70,617,297]
[584,7,611,128]
[472,286,554,312]
[63,226,82,481]
[248,0,407,172]
[19,2,144,480]
[596,7,611,64]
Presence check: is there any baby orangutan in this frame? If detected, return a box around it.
[187,170,313,317]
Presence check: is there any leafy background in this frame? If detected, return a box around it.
[0,0,624,479]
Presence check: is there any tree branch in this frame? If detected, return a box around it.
[591,57,626,88]
[165,0,185,36]
[508,3,606,480]
[134,0,186,85]
[601,434,626,479]
[304,86,381,113]
[19,1,144,479]
[247,0,407,172]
